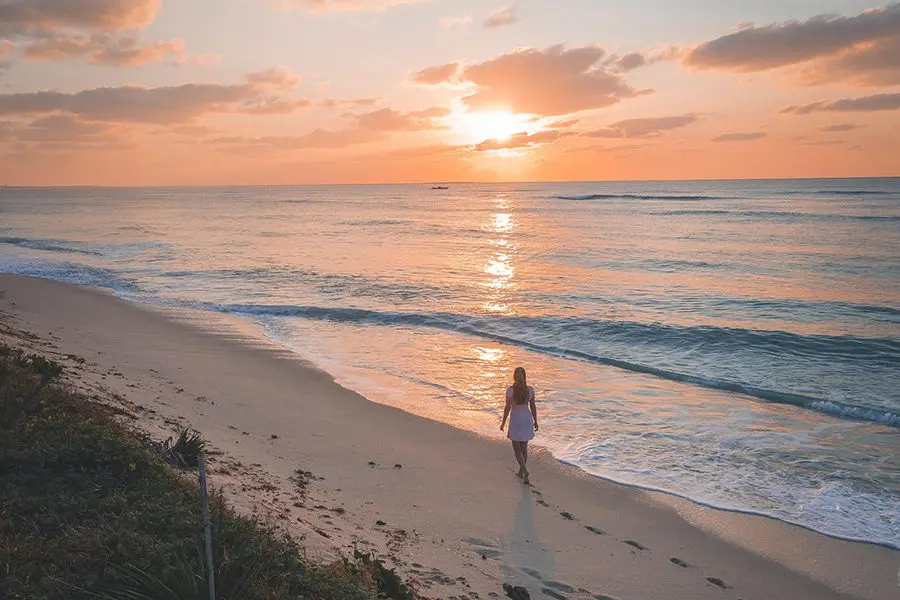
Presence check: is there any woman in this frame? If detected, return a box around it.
[500,367,538,484]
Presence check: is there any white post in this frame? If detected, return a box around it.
[199,454,216,600]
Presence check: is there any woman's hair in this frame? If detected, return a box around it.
[512,367,528,405]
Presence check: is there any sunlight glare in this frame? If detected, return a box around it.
[452,110,533,144]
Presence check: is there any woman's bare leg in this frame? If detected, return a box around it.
[511,441,526,477]
[522,441,528,465]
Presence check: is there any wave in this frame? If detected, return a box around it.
[0,259,140,292]
[654,210,900,222]
[552,194,731,201]
[781,190,894,197]
[0,236,169,258]
[0,236,101,256]
[651,210,900,222]
[211,303,900,427]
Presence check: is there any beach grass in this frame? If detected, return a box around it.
[0,343,410,600]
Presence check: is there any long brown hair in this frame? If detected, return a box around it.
[512,367,528,405]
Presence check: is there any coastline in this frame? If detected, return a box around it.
[1,273,896,600]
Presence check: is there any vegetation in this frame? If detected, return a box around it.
[0,343,413,600]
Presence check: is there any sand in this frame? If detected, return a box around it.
[1,273,897,600]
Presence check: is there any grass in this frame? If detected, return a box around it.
[0,343,414,600]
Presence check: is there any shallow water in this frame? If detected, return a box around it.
[1,178,898,547]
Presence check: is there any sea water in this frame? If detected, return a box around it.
[1,178,898,548]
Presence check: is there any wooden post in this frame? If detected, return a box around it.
[199,454,216,600]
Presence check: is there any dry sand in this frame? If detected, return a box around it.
[1,274,897,600]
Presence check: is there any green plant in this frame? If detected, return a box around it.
[160,426,208,468]
[0,342,384,600]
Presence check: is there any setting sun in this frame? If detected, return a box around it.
[451,110,535,145]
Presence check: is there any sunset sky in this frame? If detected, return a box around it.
[1,0,898,185]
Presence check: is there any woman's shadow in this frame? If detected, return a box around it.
[501,484,557,593]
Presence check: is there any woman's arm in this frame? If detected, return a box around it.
[500,392,511,430]
[529,389,538,431]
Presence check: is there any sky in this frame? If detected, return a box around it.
[0,0,898,185]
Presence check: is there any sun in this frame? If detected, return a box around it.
[451,110,534,144]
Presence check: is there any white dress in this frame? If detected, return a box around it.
[507,385,535,442]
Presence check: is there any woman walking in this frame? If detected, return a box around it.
[500,367,538,484]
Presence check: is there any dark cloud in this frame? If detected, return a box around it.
[585,113,698,138]
[413,45,645,116]
[780,92,900,114]
[801,140,846,146]
[484,5,518,28]
[684,4,900,87]
[0,70,307,123]
[820,123,861,132]
[609,52,646,71]
[474,129,573,151]
[685,4,900,71]
[712,132,767,142]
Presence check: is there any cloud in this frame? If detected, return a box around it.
[0,1,213,68]
[780,92,900,114]
[683,4,900,87]
[245,67,301,90]
[440,15,472,28]
[474,129,573,151]
[801,35,900,86]
[585,113,698,138]
[712,132,767,142]
[21,33,186,66]
[0,0,160,36]
[318,97,378,108]
[414,45,644,116]
[611,52,646,71]
[821,123,861,132]
[0,69,308,123]
[409,62,461,86]
[0,40,13,58]
[0,114,126,148]
[210,105,449,153]
[484,5,518,28]
[278,0,425,12]
[801,140,846,146]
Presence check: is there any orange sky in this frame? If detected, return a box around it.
[1,0,898,185]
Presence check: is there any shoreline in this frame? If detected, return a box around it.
[2,273,897,600]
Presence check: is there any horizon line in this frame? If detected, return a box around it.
[3,174,899,189]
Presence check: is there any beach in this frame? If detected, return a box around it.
[2,273,896,600]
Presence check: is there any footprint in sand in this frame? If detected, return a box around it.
[584,526,605,535]
[622,540,647,551]
[706,577,732,589]
[670,557,692,568]
[559,511,575,521]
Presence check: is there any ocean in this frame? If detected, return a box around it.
[1,178,898,549]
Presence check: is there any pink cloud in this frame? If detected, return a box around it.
[413,45,645,116]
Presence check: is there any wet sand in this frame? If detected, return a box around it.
[1,273,896,600]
